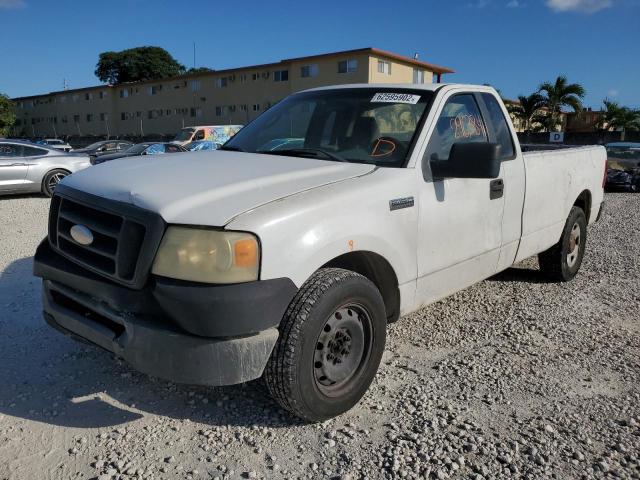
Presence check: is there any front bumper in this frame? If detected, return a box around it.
[34,240,297,386]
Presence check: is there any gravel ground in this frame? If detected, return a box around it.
[0,192,638,480]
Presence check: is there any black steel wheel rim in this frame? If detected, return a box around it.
[313,303,373,397]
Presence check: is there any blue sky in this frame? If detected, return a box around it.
[0,0,638,108]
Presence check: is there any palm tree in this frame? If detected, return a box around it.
[597,100,640,141]
[609,107,640,142]
[507,93,545,133]
[538,76,585,132]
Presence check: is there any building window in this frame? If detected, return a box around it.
[377,60,391,75]
[191,80,201,91]
[86,114,93,122]
[338,59,358,73]
[189,107,202,118]
[301,64,319,78]
[85,92,93,100]
[120,89,129,98]
[121,112,126,120]
[413,69,426,84]
[215,106,222,116]
[240,74,248,83]
[59,96,67,103]
[274,70,289,82]
[252,104,260,112]
[252,73,258,81]
[99,91,107,99]
[100,113,106,121]
[61,115,68,123]
[73,114,80,123]
[215,77,228,88]
[148,85,162,95]
[240,104,248,112]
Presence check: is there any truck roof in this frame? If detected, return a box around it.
[302,83,496,94]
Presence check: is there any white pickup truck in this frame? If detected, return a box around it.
[34,84,606,421]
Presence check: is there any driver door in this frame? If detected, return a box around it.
[0,143,28,193]
[414,92,505,306]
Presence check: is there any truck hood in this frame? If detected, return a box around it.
[61,150,375,225]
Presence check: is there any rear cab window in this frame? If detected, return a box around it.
[479,93,515,160]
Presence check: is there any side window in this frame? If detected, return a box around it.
[481,93,515,159]
[104,142,117,151]
[165,144,181,153]
[23,146,48,157]
[193,130,205,141]
[0,143,23,157]
[425,94,488,162]
[118,143,131,151]
[146,144,165,155]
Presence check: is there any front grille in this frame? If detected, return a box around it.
[48,185,165,288]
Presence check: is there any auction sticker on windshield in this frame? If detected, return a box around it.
[371,93,421,104]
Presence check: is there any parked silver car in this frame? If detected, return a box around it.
[0,140,91,197]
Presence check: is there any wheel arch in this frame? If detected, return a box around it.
[41,168,72,194]
[573,189,592,222]
[321,251,400,324]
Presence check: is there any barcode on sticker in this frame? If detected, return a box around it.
[371,93,420,104]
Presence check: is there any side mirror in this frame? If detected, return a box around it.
[427,142,501,180]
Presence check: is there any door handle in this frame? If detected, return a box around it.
[489,179,504,200]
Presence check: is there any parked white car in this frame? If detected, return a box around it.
[38,138,73,152]
[0,140,91,196]
[34,84,605,421]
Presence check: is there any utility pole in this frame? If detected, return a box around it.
[63,78,68,90]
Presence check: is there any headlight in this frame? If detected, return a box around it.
[151,227,260,283]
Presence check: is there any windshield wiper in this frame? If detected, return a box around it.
[256,148,347,162]
[219,145,245,152]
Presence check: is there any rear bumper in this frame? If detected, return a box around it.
[34,240,297,386]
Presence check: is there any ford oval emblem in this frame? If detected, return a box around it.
[70,224,94,246]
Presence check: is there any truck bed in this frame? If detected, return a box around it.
[515,145,606,262]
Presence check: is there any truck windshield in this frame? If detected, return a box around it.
[224,88,433,167]
[174,128,195,142]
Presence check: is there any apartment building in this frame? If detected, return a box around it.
[12,48,454,138]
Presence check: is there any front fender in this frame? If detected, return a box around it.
[226,169,419,289]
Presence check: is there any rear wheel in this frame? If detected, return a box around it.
[538,206,587,282]
[42,169,69,197]
[264,268,386,422]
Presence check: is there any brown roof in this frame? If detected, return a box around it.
[13,47,455,100]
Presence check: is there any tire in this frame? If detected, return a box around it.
[538,206,587,282]
[264,268,387,422]
[42,169,69,197]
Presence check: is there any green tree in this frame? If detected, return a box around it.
[95,46,186,84]
[0,93,16,137]
[538,76,585,132]
[601,100,640,141]
[507,93,546,133]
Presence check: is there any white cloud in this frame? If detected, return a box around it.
[507,0,522,6]
[546,0,613,13]
[0,0,25,8]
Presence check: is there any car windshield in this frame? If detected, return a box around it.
[85,141,107,150]
[224,88,433,167]
[174,128,195,142]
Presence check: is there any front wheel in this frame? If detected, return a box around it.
[42,169,69,197]
[264,268,387,422]
[538,206,587,282]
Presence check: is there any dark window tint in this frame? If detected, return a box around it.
[165,144,182,153]
[118,143,131,150]
[193,130,205,141]
[23,146,48,157]
[0,143,23,157]
[481,93,515,159]
[425,94,488,162]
